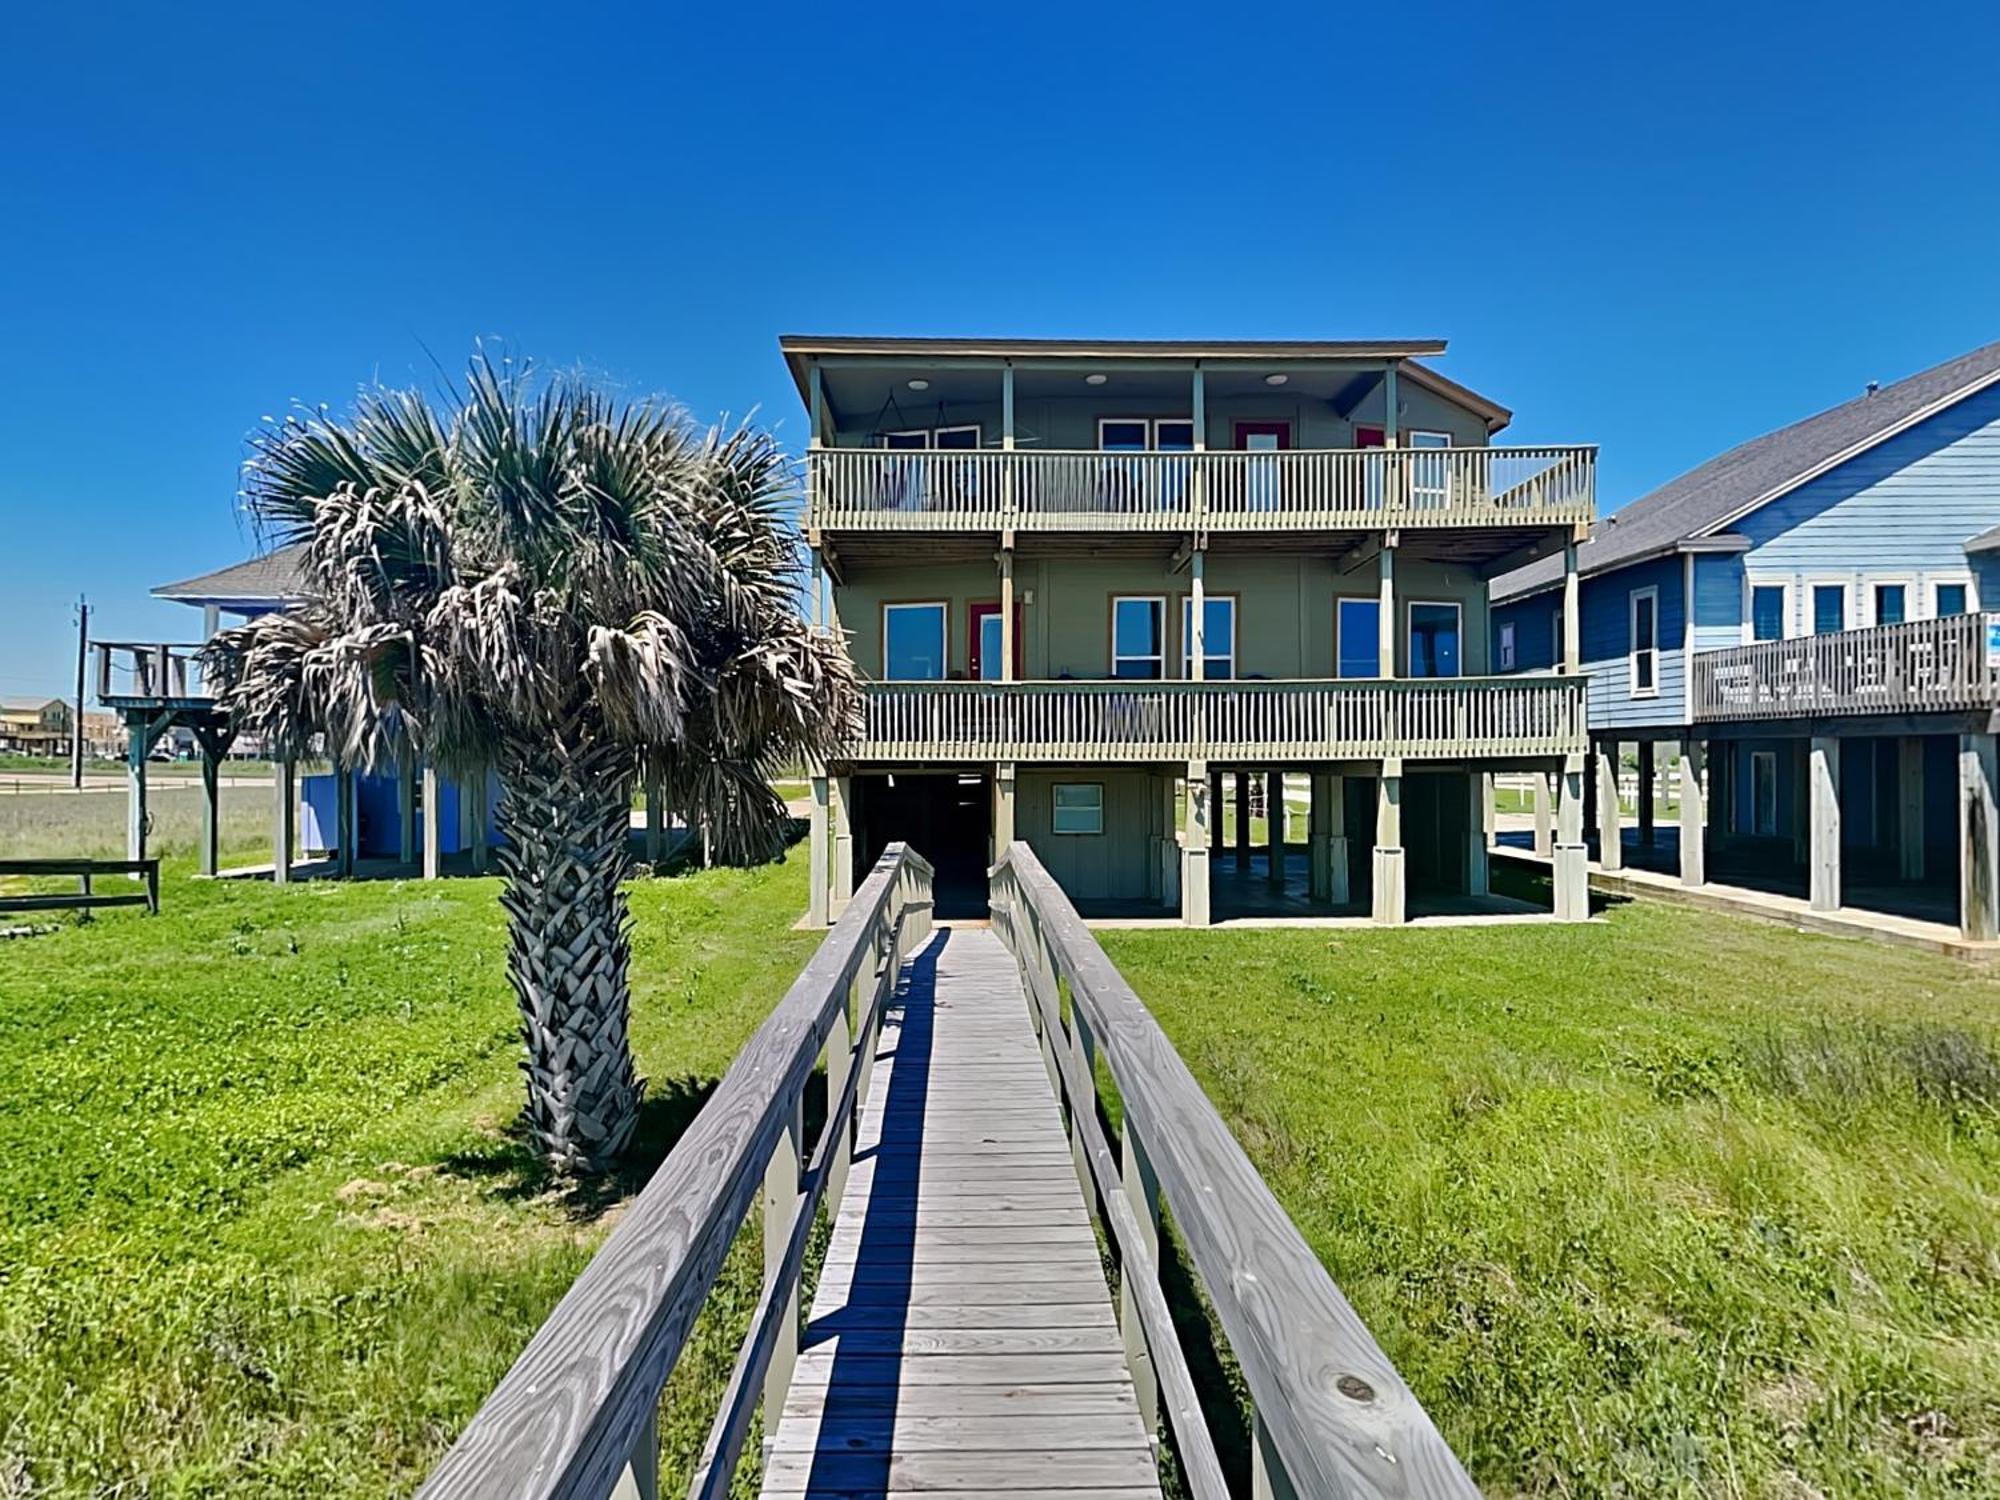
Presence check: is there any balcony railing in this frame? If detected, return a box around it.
[1692,613,2000,723]
[95,642,215,708]
[850,675,1585,763]
[809,445,1595,533]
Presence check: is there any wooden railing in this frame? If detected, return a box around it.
[0,858,160,916]
[95,642,213,706]
[855,675,1586,762]
[417,844,934,1500]
[808,445,1595,533]
[1691,613,2000,722]
[990,842,1479,1498]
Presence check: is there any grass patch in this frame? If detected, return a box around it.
[1102,901,2000,1496]
[0,785,272,863]
[0,852,819,1496]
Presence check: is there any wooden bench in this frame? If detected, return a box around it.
[0,858,160,916]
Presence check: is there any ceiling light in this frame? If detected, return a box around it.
[1085,373,1108,386]
[1265,373,1289,386]
[907,378,929,391]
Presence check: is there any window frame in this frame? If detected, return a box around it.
[1930,575,1977,618]
[1179,593,1237,680]
[1807,577,1851,635]
[1751,750,1778,838]
[1867,576,1913,628]
[1406,429,1453,508]
[1109,594,1168,679]
[1405,599,1464,680]
[1336,596,1383,679]
[1497,619,1518,672]
[1629,585,1660,698]
[1745,578,1792,643]
[1051,781,1105,836]
[1096,416,1195,452]
[881,600,950,681]
[931,423,982,450]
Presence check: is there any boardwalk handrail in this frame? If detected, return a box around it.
[1691,611,2000,722]
[990,842,1479,1499]
[418,843,934,1500]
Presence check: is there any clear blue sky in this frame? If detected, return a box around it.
[4,1,1997,699]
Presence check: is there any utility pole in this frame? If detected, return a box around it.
[72,595,89,789]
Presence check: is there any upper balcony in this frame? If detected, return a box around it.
[1691,613,2000,725]
[786,335,1595,566]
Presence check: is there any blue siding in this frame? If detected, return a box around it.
[1690,553,1744,650]
[1578,555,1686,729]
[1734,382,2000,629]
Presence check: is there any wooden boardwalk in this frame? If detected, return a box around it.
[762,927,1162,1498]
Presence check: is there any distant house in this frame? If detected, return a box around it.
[0,697,73,755]
[1491,339,2000,942]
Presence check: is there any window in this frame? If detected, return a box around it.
[1337,598,1381,679]
[881,429,928,450]
[1052,782,1104,835]
[1111,596,1166,678]
[881,425,980,449]
[1408,602,1462,679]
[1099,419,1149,452]
[1497,621,1517,672]
[1408,430,1451,509]
[1751,751,1778,837]
[1629,587,1659,697]
[1811,583,1847,634]
[1181,595,1236,679]
[932,425,980,450]
[1872,582,1907,627]
[1154,420,1195,452]
[1751,584,1787,642]
[1552,607,1566,666]
[883,602,947,680]
[1097,418,1194,451]
[1935,580,1971,617]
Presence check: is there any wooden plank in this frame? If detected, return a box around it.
[781,1384,1139,1420]
[762,1449,1157,1491]
[802,1303,1114,1333]
[768,1411,1150,1452]
[797,1327,1122,1358]
[0,892,152,913]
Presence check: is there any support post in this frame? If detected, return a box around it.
[1466,770,1489,897]
[1119,1121,1162,1442]
[1189,548,1205,682]
[999,548,1016,682]
[1596,739,1623,871]
[644,771,663,864]
[1182,762,1211,927]
[470,772,489,873]
[830,775,854,916]
[1377,540,1397,678]
[1265,770,1286,887]
[1533,767,1553,856]
[198,737,221,877]
[1809,735,1841,912]
[808,775,830,927]
[1959,733,1999,941]
[421,762,441,880]
[761,1099,804,1439]
[1637,740,1656,848]
[1899,735,1925,881]
[272,758,295,884]
[1553,757,1589,919]
[1679,740,1707,887]
[125,714,149,865]
[1371,764,1405,924]
[335,764,356,877]
[1562,542,1581,674]
[398,756,417,866]
[1233,771,1251,869]
[993,761,1016,861]
[1307,772,1333,903]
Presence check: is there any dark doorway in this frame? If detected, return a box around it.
[855,771,992,919]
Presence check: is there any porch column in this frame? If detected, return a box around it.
[1561,542,1581,674]
[272,758,295,885]
[807,775,830,927]
[1158,773,1180,908]
[999,548,1016,682]
[1307,772,1340,903]
[1553,756,1589,919]
[1637,741,1656,848]
[421,763,441,880]
[1233,771,1251,869]
[1959,733,1999,941]
[1189,549,1205,683]
[1679,740,1706,887]
[1481,771,1497,850]
[198,735,222,877]
[1595,739,1623,872]
[1377,541,1397,678]
[830,774,854,917]
[1809,735,1841,912]
[1533,768,1553,856]
[470,771,489,873]
[644,770,664,863]
[1265,771,1286,887]
[398,756,417,866]
[1899,736,1925,881]
[993,761,1016,860]
[1372,762,1405,925]
[125,714,150,864]
[335,764,356,877]
[1466,772,1489,897]
[1182,761,1211,927]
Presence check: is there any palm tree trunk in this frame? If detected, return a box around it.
[494,718,644,1174]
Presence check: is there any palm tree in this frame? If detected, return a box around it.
[205,352,859,1174]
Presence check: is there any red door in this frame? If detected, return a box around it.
[1233,420,1292,450]
[968,603,1023,680]
[1353,424,1387,449]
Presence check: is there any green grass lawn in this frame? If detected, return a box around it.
[0,852,821,1496]
[1104,898,2000,1496]
[0,783,273,862]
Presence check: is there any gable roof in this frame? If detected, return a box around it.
[152,545,307,606]
[1,696,65,714]
[1493,339,2000,602]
